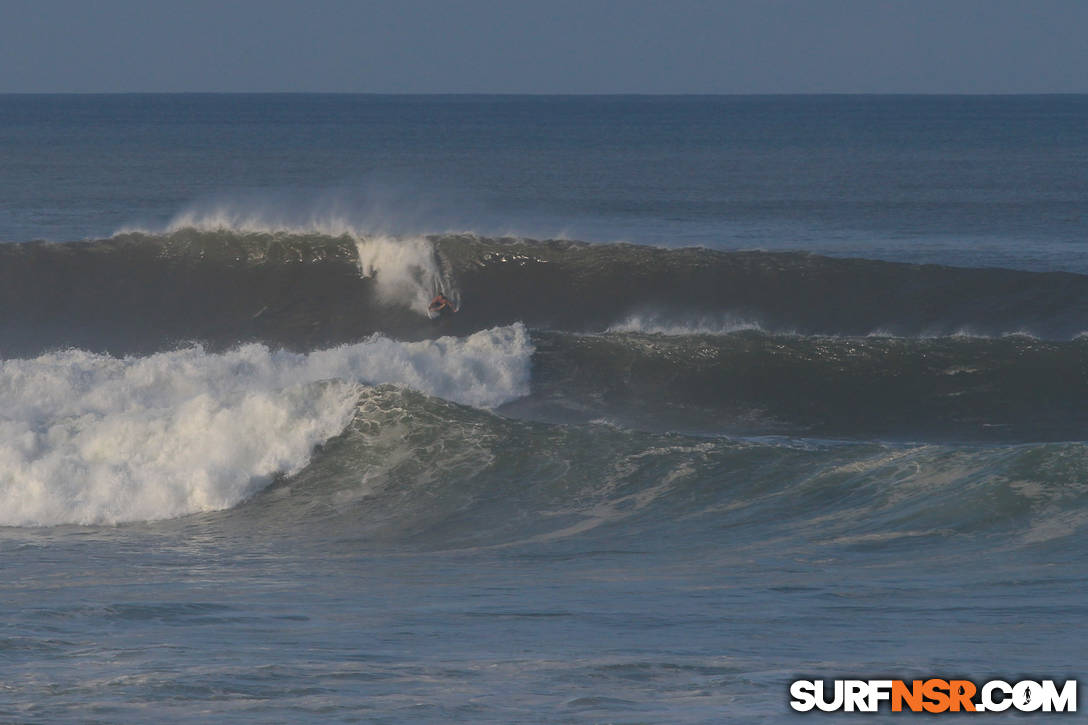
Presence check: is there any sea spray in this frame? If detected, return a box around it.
[354,235,455,315]
[607,312,765,336]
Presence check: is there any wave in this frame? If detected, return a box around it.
[437,235,1088,340]
[3,229,1088,357]
[5,340,1087,544]
[520,330,1088,441]
[233,387,1088,550]
[125,209,460,316]
[0,325,531,527]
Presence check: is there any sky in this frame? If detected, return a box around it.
[1,0,1086,94]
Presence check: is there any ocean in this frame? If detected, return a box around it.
[0,94,1085,722]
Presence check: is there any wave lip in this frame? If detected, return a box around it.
[0,325,532,527]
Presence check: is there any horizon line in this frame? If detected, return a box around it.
[2,91,1088,97]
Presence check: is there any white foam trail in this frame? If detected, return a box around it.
[608,313,763,336]
[0,325,532,527]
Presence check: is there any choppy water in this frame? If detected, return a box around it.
[1,95,1086,722]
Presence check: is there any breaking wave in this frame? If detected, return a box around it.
[0,325,531,526]
[123,207,458,317]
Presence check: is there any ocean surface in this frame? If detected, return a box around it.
[1,94,1086,722]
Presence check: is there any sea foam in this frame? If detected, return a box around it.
[0,325,531,527]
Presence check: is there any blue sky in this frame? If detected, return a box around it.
[2,0,1086,93]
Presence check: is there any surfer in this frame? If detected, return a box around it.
[428,293,456,316]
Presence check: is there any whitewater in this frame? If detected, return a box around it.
[0,325,531,526]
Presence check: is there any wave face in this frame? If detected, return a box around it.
[0,326,531,526]
[3,230,1088,359]
[441,235,1088,340]
[520,330,1088,441]
[236,387,1088,551]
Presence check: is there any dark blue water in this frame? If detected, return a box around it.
[0,95,1085,722]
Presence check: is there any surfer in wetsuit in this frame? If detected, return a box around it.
[429,293,456,316]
